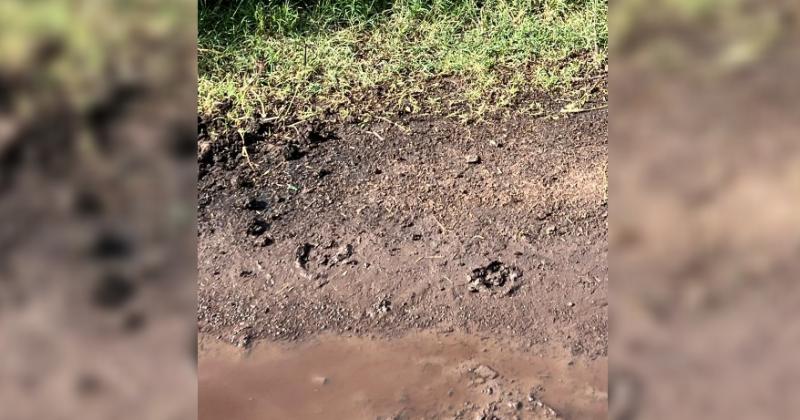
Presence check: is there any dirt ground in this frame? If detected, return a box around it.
[197,106,607,418]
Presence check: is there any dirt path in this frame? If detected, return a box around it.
[197,109,607,418]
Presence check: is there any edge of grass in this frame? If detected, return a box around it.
[199,0,608,126]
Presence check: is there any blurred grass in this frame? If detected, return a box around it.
[0,0,192,117]
[199,0,608,124]
[612,0,787,73]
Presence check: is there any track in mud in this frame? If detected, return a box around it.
[197,109,608,418]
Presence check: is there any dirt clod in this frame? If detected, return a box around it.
[311,375,329,386]
[283,143,303,161]
[334,244,353,263]
[243,197,268,210]
[375,297,392,314]
[198,140,213,163]
[473,364,499,380]
[231,175,254,189]
[295,243,313,270]
[256,236,274,247]
[468,261,522,292]
[246,218,269,236]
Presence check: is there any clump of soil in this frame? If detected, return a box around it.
[294,243,313,269]
[467,261,522,293]
[246,218,269,236]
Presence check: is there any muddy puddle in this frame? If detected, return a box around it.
[198,333,608,420]
[199,332,606,419]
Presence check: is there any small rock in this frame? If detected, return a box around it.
[567,302,575,307]
[508,401,523,410]
[474,364,498,379]
[465,154,481,164]
[528,385,544,401]
[311,376,329,386]
[198,141,213,163]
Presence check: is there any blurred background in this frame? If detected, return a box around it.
[0,1,196,419]
[612,0,800,419]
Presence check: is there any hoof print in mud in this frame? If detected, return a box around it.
[468,261,522,294]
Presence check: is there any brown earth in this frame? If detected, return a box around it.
[197,105,607,418]
[199,331,607,420]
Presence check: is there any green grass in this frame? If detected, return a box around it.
[199,0,607,125]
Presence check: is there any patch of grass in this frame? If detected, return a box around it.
[199,0,607,124]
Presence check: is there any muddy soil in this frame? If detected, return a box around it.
[197,107,607,418]
[199,332,607,419]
